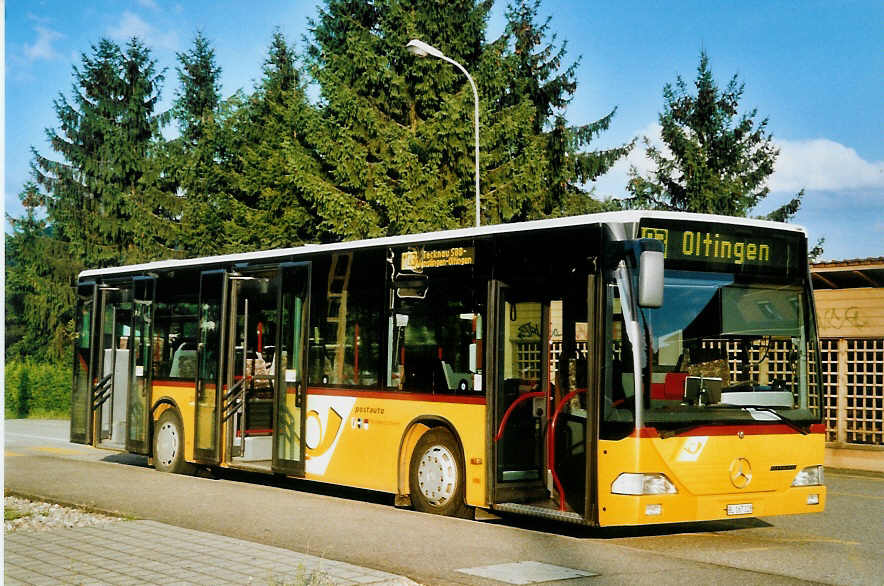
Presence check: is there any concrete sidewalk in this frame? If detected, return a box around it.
[5,520,417,585]
[825,446,884,475]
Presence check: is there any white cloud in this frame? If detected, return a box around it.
[591,124,884,201]
[23,26,64,61]
[137,0,159,9]
[591,122,663,198]
[107,11,178,51]
[769,138,884,192]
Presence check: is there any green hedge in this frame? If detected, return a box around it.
[5,359,70,418]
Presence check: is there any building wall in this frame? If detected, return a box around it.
[815,288,884,338]
[814,289,884,447]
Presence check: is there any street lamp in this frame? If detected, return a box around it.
[406,38,481,228]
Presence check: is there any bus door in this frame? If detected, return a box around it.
[71,282,98,445]
[491,276,598,518]
[272,263,310,476]
[491,282,550,505]
[94,282,133,450]
[126,276,155,454]
[223,267,281,470]
[194,270,227,464]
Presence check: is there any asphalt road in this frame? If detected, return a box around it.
[5,419,883,585]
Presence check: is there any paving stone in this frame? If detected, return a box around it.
[5,520,416,586]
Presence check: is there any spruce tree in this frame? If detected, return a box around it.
[170,32,230,256]
[5,182,76,361]
[482,0,631,221]
[294,0,629,239]
[225,30,321,250]
[173,32,221,146]
[624,50,802,221]
[32,38,172,267]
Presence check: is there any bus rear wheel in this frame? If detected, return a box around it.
[409,428,469,517]
[153,409,191,474]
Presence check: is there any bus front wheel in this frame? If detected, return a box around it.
[153,409,191,474]
[409,427,469,517]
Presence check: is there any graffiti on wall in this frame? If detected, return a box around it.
[820,306,868,330]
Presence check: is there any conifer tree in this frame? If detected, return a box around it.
[293,0,629,239]
[174,32,221,146]
[32,38,171,267]
[5,182,76,361]
[624,50,802,221]
[298,0,495,239]
[170,32,230,256]
[482,0,631,221]
[225,30,321,249]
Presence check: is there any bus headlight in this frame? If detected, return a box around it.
[791,465,824,487]
[611,473,677,495]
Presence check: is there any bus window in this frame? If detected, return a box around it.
[152,302,199,380]
[387,254,482,394]
[308,251,383,387]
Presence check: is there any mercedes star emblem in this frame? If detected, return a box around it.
[729,457,752,489]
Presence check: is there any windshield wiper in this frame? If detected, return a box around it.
[742,407,807,435]
[697,403,809,435]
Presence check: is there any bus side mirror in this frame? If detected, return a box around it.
[638,241,664,308]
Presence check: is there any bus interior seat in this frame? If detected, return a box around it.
[169,343,197,378]
[441,360,472,392]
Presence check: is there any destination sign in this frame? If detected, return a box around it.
[401,246,475,271]
[638,220,804,277]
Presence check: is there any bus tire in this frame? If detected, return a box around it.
[409,427,469,517]
[153,409,191,474]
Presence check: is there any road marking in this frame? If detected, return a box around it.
[457,561,598,584]
[828,491,884,501]
[5,432,71,443]
[5,450,23,457]
[760,536,859,546]
[827,472,884,482]
[35,446,89,455]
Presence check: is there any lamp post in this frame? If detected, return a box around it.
[406,38,481,228]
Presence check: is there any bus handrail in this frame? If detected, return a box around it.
[91,373,114,409]
[222,377,249,423]
[548,388,587,512]
[494,391,544,442]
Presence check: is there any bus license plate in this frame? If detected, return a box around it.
[727,503,753,515]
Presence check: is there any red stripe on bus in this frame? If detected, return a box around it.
[307,387,486,405]
[630,427,660,438]
[236,429,272,436]
[809,423,826,434]
[151,380,197,388]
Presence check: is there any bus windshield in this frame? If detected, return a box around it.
[605,269,823,432]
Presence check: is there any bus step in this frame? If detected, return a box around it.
[493,503,586,525]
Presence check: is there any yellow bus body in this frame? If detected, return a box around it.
[299,392,487,506]
[598,431,826,526]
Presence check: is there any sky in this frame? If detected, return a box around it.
[5,0,883,261]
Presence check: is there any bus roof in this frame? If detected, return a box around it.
[78,210,806,279]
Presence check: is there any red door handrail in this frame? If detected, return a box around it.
[548,388,587,512]
[494,391,544,442]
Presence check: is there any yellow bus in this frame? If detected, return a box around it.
[71,210,826,525]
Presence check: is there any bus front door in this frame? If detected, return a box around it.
[491,278,595,518]
[492,284,550,505]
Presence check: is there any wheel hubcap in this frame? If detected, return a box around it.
[156,422,178,467]
[417,445,457,506]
